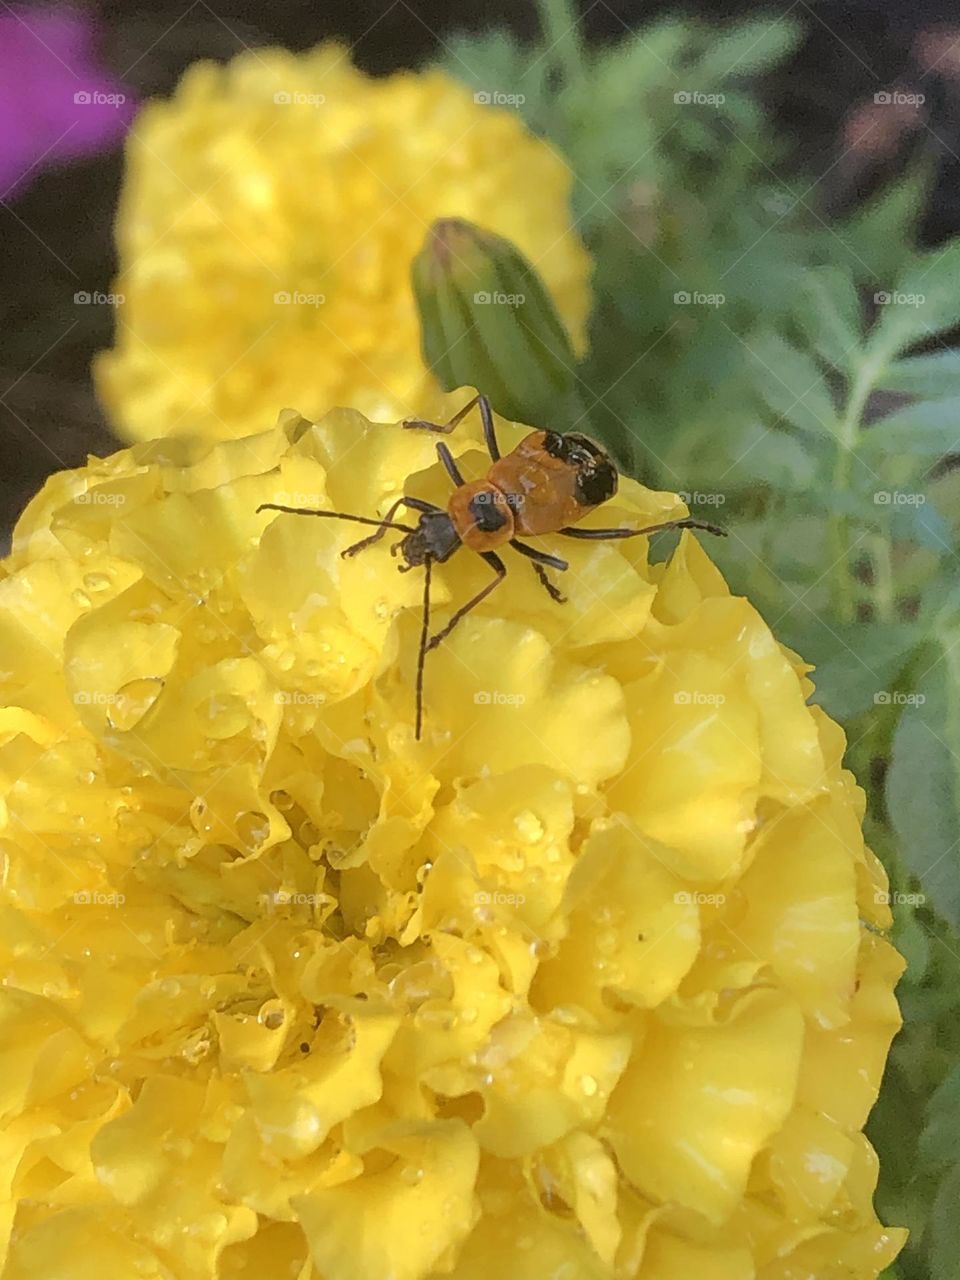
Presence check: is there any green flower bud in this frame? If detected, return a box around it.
[412,218,579,425]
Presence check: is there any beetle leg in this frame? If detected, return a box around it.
[339,496,439,558]
[510,538,568,603]
[558,518,726,540]
[425,551,506,652]
[403,393,501,462]
[436,441,466,487]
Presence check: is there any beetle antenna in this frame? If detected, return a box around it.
[257,503,417,534]
[642,517,726,538]
[415,556,432,741]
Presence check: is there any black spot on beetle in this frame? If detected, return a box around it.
[574,458,618,507]
[469,492,509,532]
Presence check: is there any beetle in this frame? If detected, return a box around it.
[258,393,724,739]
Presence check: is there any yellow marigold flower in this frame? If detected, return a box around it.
[0,398,904,1279]
[93,46,590,445]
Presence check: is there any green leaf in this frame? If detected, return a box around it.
[892,900,931,985]
[920,1066,960,1170]
[886,652,960,929]
[856,397,960,465]
[881,349,960,399]
[696,18,801,80]
[795,266,863,370]
[867,238,960,365]
[810,622,921,721]
[745,331,837,438]
[930,1162,960,1280]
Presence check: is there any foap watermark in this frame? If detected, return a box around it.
[75,290,124,306]
[74,690,120,706]
[874,691,926,707]
[874,490,926,507]
[274,290,325,307]
[678,489,726,508]
[674,89,726,107]
[74,89,126,107]
[474,890,526,906]
[674,690,726,707]
[674,890,726,905]
[874,90,925,107]
[260,890,326,908]
[874,889,926,906]
[474,690,526,707]
[271,490,324,508]
[74,889,126,906]
[474,290,525,308]
[674,290,725,308]
[874,290,925,308]
[276,690,326,706]
[473,90,526,107]
[73,490,126,506]
[473,489,525,510]
[273,90,326,106]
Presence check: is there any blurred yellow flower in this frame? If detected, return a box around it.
[0,398,904,1278]
[94,46,590,445]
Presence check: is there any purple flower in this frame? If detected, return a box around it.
[0,5,136,199]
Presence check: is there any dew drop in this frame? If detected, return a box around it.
[106,678,164,731]
[579,1074,598,1097]
[83,572,112,592]
[71,589,92,609]
[259,1001,285,1030]
[236,810,270,849]
[513,810,545,843]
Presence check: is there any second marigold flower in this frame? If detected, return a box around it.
[94,44,591,444]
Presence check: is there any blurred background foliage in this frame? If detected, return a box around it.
[5,1,960,1276]
[438,8,960,1276]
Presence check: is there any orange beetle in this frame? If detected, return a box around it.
[258,394,723,737]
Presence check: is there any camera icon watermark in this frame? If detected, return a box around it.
[874,290,925,308]
[275,690,326,706]
[674,890,726,905]
[674,289,725,308]
[74,290,124,306]
[72,491,126,505]
[474,889,526,906]
[473,90,526,107]
[874,90,925,107]
[874,889,926,906]
[674,89,726,107]
[473,290,525,307]
[874,490,926,506]
[274,290,325,307]
[74,90,126,106]
[678,490,725,507]
[73,690,121,705]
[273,90,326,106]
[473,689,526,707]
[74,889,126,906]
[873,690,926,707]
[673,690,726,707]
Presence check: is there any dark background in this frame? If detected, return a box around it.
[2,0,958,533]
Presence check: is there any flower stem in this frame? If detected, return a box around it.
[829,357,881,623]
[535,0,583,84]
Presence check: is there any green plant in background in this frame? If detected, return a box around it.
[422,5,960,1277]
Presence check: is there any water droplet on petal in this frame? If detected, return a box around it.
[236,810,270,850]
[106,678,164,731]
[513,810,544,843]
